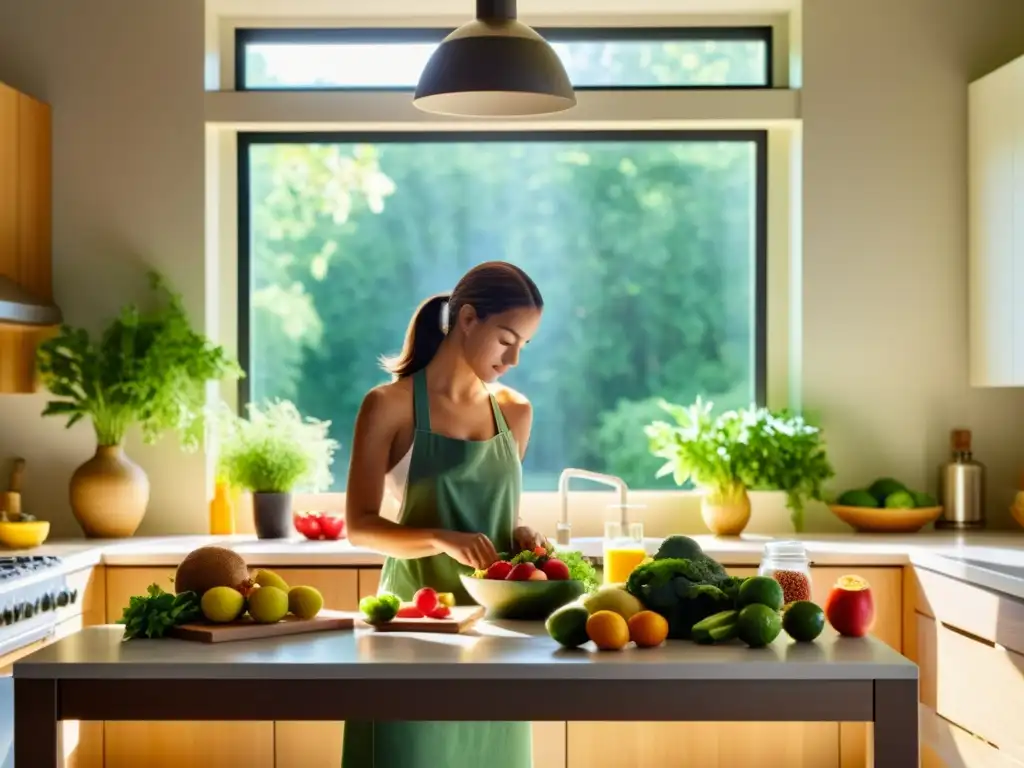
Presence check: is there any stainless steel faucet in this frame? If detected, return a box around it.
[555,468,629,547]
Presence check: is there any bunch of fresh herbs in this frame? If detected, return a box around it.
[216,399,339,493]
[645,397,834,532]
[118,583,203,640]
[36,271,241,449]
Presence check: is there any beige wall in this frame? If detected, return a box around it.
[0,0,1023,539]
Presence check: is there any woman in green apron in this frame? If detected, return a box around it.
[343,261,546,768]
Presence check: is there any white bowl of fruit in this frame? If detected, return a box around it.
[461,546,596,620]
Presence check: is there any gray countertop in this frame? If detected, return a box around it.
[9,531,1024,601]
[12,622,916,681]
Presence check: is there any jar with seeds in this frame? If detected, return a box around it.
[758,540,812,605]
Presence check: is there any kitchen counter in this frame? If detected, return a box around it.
[11,623,919,767]
[9,530,1024,600]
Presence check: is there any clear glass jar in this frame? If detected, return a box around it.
[758,540,812,604]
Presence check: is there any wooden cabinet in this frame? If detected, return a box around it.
[968,52,1024,386]
[0,80,55,393]
[911,566,1024,766]
[567,566,903,768]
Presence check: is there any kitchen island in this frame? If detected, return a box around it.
[6,530,1024,767]
[13,619,918,768]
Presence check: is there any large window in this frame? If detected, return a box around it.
[239,130,767,492]
[236,27,773,90]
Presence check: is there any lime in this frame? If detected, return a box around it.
[737,576,784,611]
[782,600,825,642]
[884,490,915,509]
[736,603,783,648]
[546,603,591,649]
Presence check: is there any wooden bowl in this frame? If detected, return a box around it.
[828,504,942,533]
[459,574,586,620]
[0,520,50,549]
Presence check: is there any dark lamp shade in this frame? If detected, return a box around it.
[413,20,577,117]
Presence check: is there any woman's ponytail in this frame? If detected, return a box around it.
[379,293,450,380]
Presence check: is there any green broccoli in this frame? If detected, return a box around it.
[654,535,705,561]
[625,558,734,639]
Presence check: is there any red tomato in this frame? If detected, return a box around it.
[427,604,452,619]
[824,575,876,637]
[413,588,439,615]
[293,513,322,540]
[396,605,424,619]
[318,514,346,540]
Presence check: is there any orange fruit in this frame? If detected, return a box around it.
[627,610,669,648]
[586,609,631,651]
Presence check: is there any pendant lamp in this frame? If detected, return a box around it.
[412,0,577,118]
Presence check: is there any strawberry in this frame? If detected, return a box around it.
[485,561,514,580]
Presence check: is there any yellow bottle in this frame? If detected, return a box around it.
[209,480,236,535]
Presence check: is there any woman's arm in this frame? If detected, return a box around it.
[345,387,498,568]
[497,389,547,550]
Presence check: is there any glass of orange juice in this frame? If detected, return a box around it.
[603,512,646,585]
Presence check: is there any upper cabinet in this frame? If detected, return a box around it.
[0,80,58,394]
[969,54,1024,387]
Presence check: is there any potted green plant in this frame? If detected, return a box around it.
[216,400,338,539]
[36,272,241,538]
[645,398,834,534]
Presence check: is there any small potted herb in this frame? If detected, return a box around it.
[645,398,834,534]
[216,400,339,539]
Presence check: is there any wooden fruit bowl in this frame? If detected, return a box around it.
[828,504,942,534]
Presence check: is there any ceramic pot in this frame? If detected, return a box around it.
[700,488,752,536]
[69,444,150,538]
[253,492,293,539]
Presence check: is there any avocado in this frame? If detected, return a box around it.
[868,477,908,505]
[837,489,879,508]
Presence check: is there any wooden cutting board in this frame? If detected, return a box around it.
[169,609,355,644]
[364,605,485,634]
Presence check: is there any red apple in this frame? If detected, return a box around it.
[485,561,514,580]
[506,562,537,581]
[413,587,439,615]
[541,558,570,581]
[824,575,875,637]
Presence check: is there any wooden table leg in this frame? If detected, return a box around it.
[14,678,59,768]
[872,679,919,768]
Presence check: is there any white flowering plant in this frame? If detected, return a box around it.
[645,397,834,532]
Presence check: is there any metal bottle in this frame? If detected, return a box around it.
[936,428,986,530]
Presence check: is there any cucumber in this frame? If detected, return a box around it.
[691,609,739,645]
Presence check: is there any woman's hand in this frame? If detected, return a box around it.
[513,525,548,553]
[435,530,500,570]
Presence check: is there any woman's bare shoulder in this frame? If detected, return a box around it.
[489,382,532,424]
[358,379,414,426]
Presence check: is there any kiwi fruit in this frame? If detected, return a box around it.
[288,586,324,620]
[247,586,289,624]
[254,568,290,592]
[200,586,245,623]
[174,546,250,596]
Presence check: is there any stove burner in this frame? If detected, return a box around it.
[0,555,63,581]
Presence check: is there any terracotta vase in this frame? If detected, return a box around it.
[700,488,752,536]
[69,444,150,538]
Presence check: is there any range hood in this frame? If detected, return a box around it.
[0,275,62,327]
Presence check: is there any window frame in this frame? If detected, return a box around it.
[235,128,770,478]
[233,26,775,93]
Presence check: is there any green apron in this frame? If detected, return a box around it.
[341,369,533,768]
